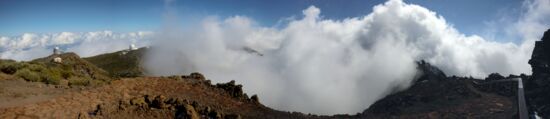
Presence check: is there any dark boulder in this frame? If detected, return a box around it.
[175,104,200,119]
[190,72,205,80]
[216,80,245,99]
[250,94,259,103]
[151,95,168,109]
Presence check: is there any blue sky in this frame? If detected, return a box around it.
[0,0,523,37]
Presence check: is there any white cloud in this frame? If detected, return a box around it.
[143,0,543,115]
[0,31,154,60]
[52,32,78,45]
[477,0,550,76]
[0,37,8,46]
[515,0,550,41]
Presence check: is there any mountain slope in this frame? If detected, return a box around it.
[83,48,146,78]
[32,52,111,81]
[361,61,517,119]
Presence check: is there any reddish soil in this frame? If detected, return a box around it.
[0,77,307,119]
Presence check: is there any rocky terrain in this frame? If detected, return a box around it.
[0,73,318,119]
[360,61,518,119]
[525,29,550,118]
[0,29,549,118]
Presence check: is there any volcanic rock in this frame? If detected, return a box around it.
[526,29,550,118]
[175,104,200,119]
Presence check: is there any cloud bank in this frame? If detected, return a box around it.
[0,31,153,60]
[143,0,543,115]
[514,0,550,41]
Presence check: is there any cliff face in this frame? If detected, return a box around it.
[526,29,550,118]
[529,29,550,79]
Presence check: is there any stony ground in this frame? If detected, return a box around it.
[0,75,309,119]
[361,79,517,119]
[360,62,518,119]
[0,78,69,108]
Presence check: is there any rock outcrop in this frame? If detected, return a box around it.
[361,61,518,118]
[123,95,237,119]
[529,29,550,78]
[526,29,550,118]
[414,60,446,83]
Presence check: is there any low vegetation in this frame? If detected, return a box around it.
[14,68,41,82]
[2,61,63,84]
[68,77,91,86]
[0,52,112,85]
[84,48,146,78]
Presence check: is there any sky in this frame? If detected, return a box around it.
[0,0,524,37]
[1,0,550,115]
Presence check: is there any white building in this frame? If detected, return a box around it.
[129,44,137,50]
[53,57,62,63]
[53,47,60,55]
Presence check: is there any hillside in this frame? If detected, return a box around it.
[361,61,518,118]
[32,52,111,81]
[1,52,111,86]
[83,48,146,78]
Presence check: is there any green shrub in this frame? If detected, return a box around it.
[44,68,64,79]
[0,61,26,74]
[0,63,18,74]
[15,69,41,82]
[61,70,74,79]
[68,77,91,86]
[43,77,61,85]
[2,57,113,86]
[41,73,61,85]
[24,63,49,72]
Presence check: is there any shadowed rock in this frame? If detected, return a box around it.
[526,29,550,118]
